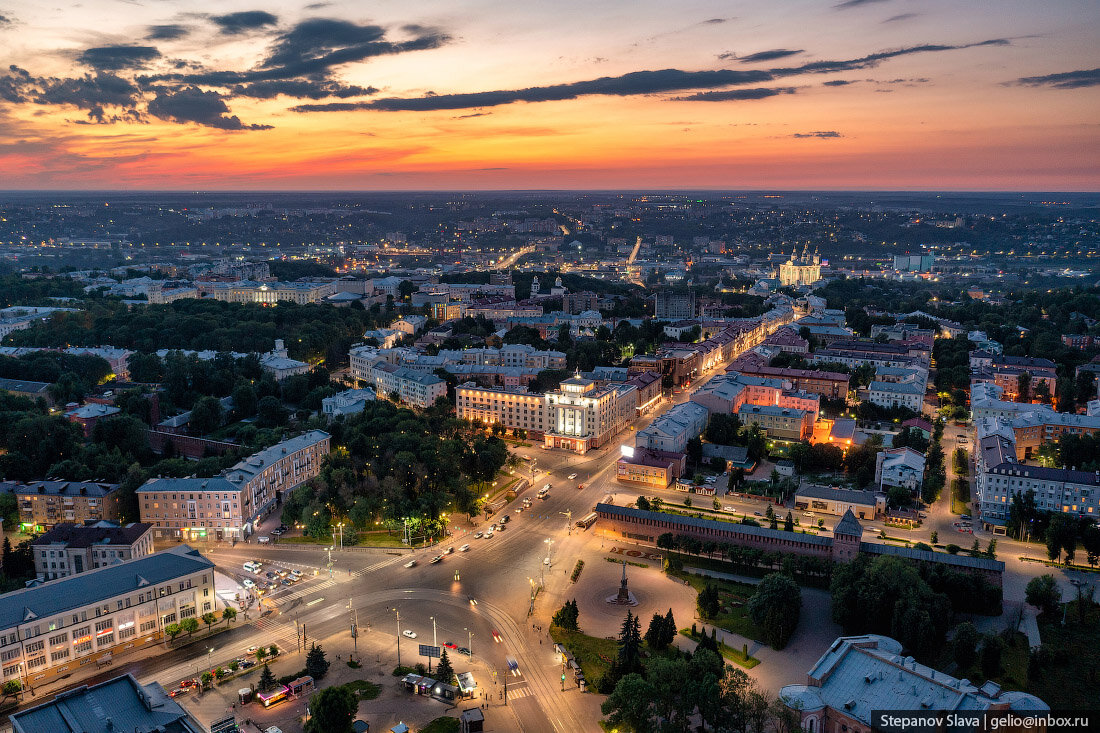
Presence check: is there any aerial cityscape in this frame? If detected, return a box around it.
[0,2,1098,733]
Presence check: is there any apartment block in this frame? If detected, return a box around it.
[737,404,813,441]
[456,384,549,436]
[31,522,154,581]
[636,401,709,454]
[350,347,448,408]
[138,430,330,541]
[6,481,123,533]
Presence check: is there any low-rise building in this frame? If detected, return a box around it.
[737,404,813,441]
[793,485,885,519]
[321,388,376,419]
[615,447,687,489]
[31,522,154,581]
[65,403,121,437]
[7,481,123,532]
[866,380,924,412]
[731,364,850,400]
[780,635,1046,733]
[138,430,330,541]
[0,545,216,689]
[0,377,52,404]
[350,347,448,408]
[874,447,926,491]
[636,401,710,454]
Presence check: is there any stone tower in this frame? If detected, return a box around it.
[831,508,863,563]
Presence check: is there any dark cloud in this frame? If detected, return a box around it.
[295,38,1010,113]
[702,18,730,24]
[33,73,143,111]
[1014,68,1100,89]
[146,24,189,40]
[294,68,776,112]
[147,19,449,86]
[78,45,162,71]
[454,112,491,119]
[883,13,919,23]
[835,0,891,8]
[673,87,796,101]
[823,79,857,86]
[0,13,11,26]
[792,130,842,138]
[722,49,804,63]
[210,11,279,35]
[146,86,271,130]
[229,79,378,99]
[304,2,331,8]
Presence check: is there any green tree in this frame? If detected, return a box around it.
[256,395,288,428]
[435,648,455,685]
[222,607,237,625]
[1025,574,1060,616]
[783,510,794,532]
[698,583,721,620]
[930,530,939,545]
[746,573,802,650]
[165,622,182,641]
[201,612,217,634]
[617,610,643,676]
[304,685,357,733]
[552,599,579,631]
[257,663,277,693]
[644,612,668,650]
[980,634,1004,679]
[952,621,980,671]
[306,642,330,680]
[231,383,258,418]
[601,673,654,733]
[180,617,199,636]
[189,396,224,436]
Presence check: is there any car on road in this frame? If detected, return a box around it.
[960,514,972,520]
[474,531,483,539]
[753,511,763,516]
[543,557,550,565]
[169,688,187,698]
[484,530,494,538]
[456,646,471,656]
[404,560,418,568]
[265,572,278,579]
[242,579,255,588]
[246,646,259,655]
[180,679,199,689]
[289,569,302,579]
[430,555,443,564]
[403,630,417,639]
[803,512,814,517]
[507,656,521,676]
[238,659,255,669]
[459,544,470,552]
[445,546,455,554]
[257,536,270,544]
[468,596,478,606]
[270,529,283,536]
[444,641,458,649]
[492,630,501,643]
[280,579,292,587]
[567,473,577,480]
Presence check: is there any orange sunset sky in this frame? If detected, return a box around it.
[0,0,1097,190]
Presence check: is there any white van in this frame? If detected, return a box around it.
[257,536,271,544]
[243,561,261,573]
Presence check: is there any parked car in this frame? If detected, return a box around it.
[257,536,270,544]
[270,529,283,536]
[457,647,471,656]
[444,641,458,649]
[242,579,255,588]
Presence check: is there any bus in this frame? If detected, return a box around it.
[256,685,289,708]
[575,512,598,530]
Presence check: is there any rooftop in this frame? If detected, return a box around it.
[30,522,151,549]
[595,503,832,546]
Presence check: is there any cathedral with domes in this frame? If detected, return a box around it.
[777,245,822,287]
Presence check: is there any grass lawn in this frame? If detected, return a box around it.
[671,570,765,641]
[340,679,382,700]
[550,625,620,683]
[679,628,761,669]
[1029,602,1100,710]
[419,716,460,733]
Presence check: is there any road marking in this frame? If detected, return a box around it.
[306,597,324,606]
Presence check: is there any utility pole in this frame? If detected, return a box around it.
[504,667,508,706]
[326,546,334,578]
[465,628,473,665]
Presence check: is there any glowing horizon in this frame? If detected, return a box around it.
[0,0,1098,191]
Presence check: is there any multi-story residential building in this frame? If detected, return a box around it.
[1003,410,1100,461]
[636,401,709,454]
[7,481,123,533]
[11,672,206,733]
[874,447,926,491]
[543,376,635,454]
[737,404,813,441]
[691,372,820,420]
[391,315,427,335]
[457,383,549,436]
[975,417,1100,531]
[350,347,447,408]
[762,327,808,354]
[654,290,695,319]
[63,346,134,380]
[813,339,931,369]
[138,430,330,541]
[197,280,336,304]
[625,371,663,415]
[731,364,850,400]
[780,635,1046,733]
[31,522,154,581]
[969,383,1052,422]
[562,291,598,314]
[65,403,121,438]
[866,380,925,412]
[0,545,216,690]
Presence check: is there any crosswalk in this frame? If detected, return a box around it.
[267,556,400,606]
[505,683,532,699]
[253,616,299,653]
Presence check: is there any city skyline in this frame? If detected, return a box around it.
[0,0,1097,190]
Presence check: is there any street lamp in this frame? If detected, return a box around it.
[465,628,473,664]
[393,608,401,668]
